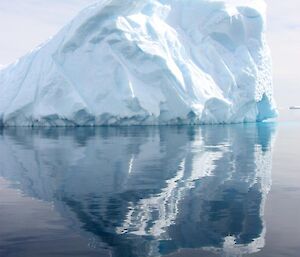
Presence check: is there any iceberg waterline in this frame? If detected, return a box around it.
[0,0,277,126]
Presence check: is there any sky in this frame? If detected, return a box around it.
[0,0,298,108]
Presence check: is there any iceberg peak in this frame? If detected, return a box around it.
[0,0,277,126]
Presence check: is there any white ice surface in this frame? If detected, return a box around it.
[0,0,277,126]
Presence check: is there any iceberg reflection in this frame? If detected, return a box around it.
[0,123,276,257]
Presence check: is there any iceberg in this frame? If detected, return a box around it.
[0,0,277,126]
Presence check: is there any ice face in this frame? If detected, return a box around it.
[0,0,277,126]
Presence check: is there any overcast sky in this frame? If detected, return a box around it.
[0,0,298,108]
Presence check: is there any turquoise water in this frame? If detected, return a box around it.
[0,122,299,257]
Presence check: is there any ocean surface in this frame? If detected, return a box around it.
[0,113,299,257]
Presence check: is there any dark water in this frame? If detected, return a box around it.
[0,122,299,257]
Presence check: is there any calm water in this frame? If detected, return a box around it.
[0,122,299,257]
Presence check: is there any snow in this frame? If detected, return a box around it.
[0,0,277,126]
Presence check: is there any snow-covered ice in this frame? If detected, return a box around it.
[0,0,277,126]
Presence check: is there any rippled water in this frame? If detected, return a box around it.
[0,122,299,257]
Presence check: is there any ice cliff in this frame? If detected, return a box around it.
[0,0,277,126]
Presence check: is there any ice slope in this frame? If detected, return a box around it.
[0,0,277,126]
